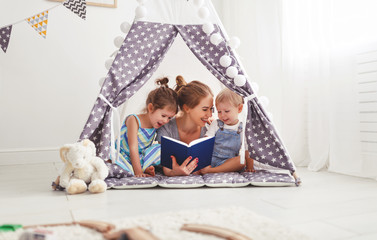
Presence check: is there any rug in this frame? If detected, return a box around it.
[0,207,309,240]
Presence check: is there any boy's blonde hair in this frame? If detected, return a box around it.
[215,88,243,107]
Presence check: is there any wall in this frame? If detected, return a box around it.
[0,0,227,164]
[0,0,136,164]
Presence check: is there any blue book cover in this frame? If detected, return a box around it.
[161,136,215,172]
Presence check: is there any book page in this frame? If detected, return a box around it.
[162,136,189,147]
[188,136,215,147]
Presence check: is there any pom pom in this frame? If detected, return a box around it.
[114,36,124,48]
[135,6,147,18]
[226,66,238,78]
[105,59,114,70]
[219,55,232,68]
[99,77,106,87]
[234,75,246,86]
[266,111,274,120]
[202,22,214,35]
[120,22,131,34]
[193,0,204,7]
[259,96,270,107]
[250,82,259,93]
[210,33,222,45]
[198,7,210,19]
[136,0,146,3]
[229,36,241,49]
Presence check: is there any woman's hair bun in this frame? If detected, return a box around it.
[156,77,169,87]
[174,75,187,92]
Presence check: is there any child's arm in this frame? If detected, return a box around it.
[200,156,245,174]
[126,116,147,177]
[245,150,255,172]
[205,120,217,137]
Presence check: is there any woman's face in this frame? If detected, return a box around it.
[186,95,214,127]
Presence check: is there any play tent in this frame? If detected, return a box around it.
[79,0,299,186]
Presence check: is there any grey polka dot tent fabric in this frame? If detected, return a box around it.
[78,0,299,187]
[80,21,295,171]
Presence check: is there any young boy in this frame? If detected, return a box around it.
[200,88,254,174]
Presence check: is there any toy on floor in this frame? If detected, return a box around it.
[58,139,109,194]
[25,220,116,233]
[21,220,253,240]
[181,224,252,240]
[25,220,158,240]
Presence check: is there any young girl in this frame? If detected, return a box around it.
[115,78,178,177]
[201,88,254,174]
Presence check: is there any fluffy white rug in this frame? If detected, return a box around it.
[1,207,309,240]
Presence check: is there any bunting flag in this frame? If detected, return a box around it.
[1,1,86,54]
[63,0,87,20]
[0,25,12,53]
[26,11,49,39]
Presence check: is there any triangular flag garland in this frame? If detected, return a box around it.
[64,0,87,20]
[26,11,49,39]
[0,0,86,54]
[0,25,12,53]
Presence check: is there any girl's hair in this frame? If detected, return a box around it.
[145,77,179,113]
[215,88,244,107]
[174,75,213,110]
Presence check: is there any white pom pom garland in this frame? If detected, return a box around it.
[234,74,246,86]
[250,82,259,93]
[202,22,215,35]
[99,77,106,87]
[259,96,270,107]
[120,22,131,34]
[226,66,238,78]
[198,7,210,19]
[229,36,241,49]
[105,58,114,70]
[193,0,204,7]
[266,111,273,120]
[210,33,222,45]
[114,36,124,48]
[135,6,147,18]
[219,55,232,67]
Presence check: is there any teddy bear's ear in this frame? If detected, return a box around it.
[82,139,96,156]
[59,145,70,163]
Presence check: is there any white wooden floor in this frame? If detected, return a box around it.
[0,163,376,240]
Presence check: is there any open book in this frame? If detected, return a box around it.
[161,136,215,172]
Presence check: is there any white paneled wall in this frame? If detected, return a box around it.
[356,51,377,173]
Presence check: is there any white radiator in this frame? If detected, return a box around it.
[356,51,377,163]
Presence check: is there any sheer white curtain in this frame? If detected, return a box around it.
[280,0,377,179]
[215,0,328,169]
[280,0,331,171]
[216,0,377,179]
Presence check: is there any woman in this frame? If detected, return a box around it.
[156,76,214,176]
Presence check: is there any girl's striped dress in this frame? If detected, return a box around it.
[115,114,160,174]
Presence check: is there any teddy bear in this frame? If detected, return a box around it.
[58,139,109,194]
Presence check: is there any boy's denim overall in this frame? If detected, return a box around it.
[211,120,243,167]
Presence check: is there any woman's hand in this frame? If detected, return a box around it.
[166,155,198,176]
